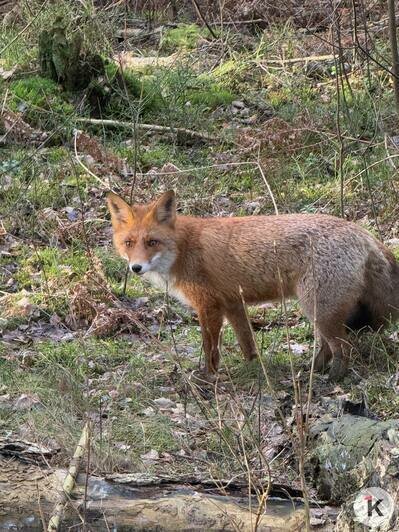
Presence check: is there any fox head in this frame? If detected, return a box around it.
[107,190,178,276]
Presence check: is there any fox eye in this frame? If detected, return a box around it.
[147,239,159,247]
[125,240,133,247]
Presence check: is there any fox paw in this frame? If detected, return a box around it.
[312,356,329,374]
[328,359,348,382]
[313,345,332,373]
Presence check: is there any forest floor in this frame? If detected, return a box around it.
[1,2,399,529]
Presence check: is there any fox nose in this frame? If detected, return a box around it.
[130,264,142,274]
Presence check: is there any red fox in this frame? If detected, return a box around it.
[107,190,399,381]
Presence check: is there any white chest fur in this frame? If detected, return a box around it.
[142,272,190,306]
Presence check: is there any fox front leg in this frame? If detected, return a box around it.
[197,305,224,372]
[224,304,258,363]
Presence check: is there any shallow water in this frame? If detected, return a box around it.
[0,486,303,531]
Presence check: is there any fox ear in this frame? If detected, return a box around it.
[152,190,176,226]
[107,192,134,228]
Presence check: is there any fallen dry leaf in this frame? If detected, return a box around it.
[1,109,48,145]
[74,130,126,175]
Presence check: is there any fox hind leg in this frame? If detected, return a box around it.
[325,331,352,381]
[297,280,354,381]
[315,322,352,381]
[313,336,332,373]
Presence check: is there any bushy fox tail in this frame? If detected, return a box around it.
[391,258,399,320]
[353,247,399,331]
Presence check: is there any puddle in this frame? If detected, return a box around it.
[0,471,305,530]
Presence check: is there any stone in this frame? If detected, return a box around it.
[308,413,399,529]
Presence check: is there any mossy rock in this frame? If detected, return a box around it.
[308,414,399,504]
[91,61,233,123]
[335,431,399,530]
[151,67,234,111]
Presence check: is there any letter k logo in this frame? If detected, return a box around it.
[364,495,384,517]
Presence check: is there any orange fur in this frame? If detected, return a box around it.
[107,190,399,381]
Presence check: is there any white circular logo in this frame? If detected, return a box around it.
[353,487,394,529]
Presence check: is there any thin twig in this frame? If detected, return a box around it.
[75,117,219,142]
[331,2,345,218]
[83,418,91,531]
[254,54,335,66]
[191,0,218,39]
[255,159,279,215]
[388,0,399,114]
[37,483,47,530]
[209,18,267,26]
[273,243,310,531]
[305,238,317,429]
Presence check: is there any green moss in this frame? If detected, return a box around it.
[8,75,74,131]
[270,84,316,116]
[36,247,89,278]
[139,66,235,130]
[10,76,65,108]
[187,84,234,108]
[97,62,233,126]
[46,146,69,163]
[210,59,249,90]
[161,24,210,52]
[212,59,239,78]
[140,144,177,168]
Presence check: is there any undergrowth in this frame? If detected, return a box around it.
[0,0,398,498]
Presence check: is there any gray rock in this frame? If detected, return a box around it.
[153,397,175,409]
[308,414,399,529]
